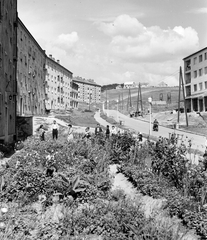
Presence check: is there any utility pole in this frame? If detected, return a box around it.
[180,66,188,127]
[136,83,143,116]
[177,66,188,127]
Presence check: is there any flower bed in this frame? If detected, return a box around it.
[0,133,174,239]
[118,135,207,239]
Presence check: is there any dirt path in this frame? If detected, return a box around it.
[109,164,199,240]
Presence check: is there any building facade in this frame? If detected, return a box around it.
[184,47,207,112]
[70,81,79,109]
[124,82,136,89]
[73,78,101,104]
[45,55,72,111]
[16,18,46,116]
[0,0,17,143]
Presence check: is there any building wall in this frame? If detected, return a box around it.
[16,19,46,116]
[70,81,79,108]
[73,79,101,103]
[0,0,17,143]
[184,47,207,112]
[45,55,72,110]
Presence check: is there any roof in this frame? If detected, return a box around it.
[46,56,73,75]
[73,78,101,87]
[183,47,207,60]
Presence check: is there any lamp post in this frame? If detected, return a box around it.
[107,100,109,117]
[148,97,152,136]
[116,99,119,122]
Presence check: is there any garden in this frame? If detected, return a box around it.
[0,128,206,239]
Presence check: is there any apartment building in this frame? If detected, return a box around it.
[0,0,18,143]
[184,47,207,112]
[16,18,46,116]
[70,81,79,109]
[73,78,101,103]
[45,55,72,111]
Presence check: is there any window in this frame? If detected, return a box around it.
[199,82,203,90]
[205,81,207,89]
[194,84,197,92]
[199,55,203,62]
[199,69,203,77]
[194,57,197,65]
[205,53,207,60]
[194,71,197,78]
[205,67,207,74]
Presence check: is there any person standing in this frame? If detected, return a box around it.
[95,123,102,136]
[105,125,110,139]
[111,125,117,136]
[67,124,74,142]
[52,120,59,140]
[39,124,45,141]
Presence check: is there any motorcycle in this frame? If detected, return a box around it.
[153,124,158,131]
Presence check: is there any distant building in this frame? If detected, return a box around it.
[116,84,123,89]
[183,47,207,112]
[70,81,79,108]
[73,78,101,103]
[158,81,168,87]
[0,0,18,143]
[16,18,46,116]
[45,55,73,111]
[124,82,136,89]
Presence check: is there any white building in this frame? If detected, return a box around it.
[124,82,136,89]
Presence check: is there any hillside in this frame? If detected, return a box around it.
[102,87,182,113]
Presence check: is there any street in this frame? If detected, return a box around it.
[97,110,206,154]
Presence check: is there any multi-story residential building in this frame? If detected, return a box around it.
[73,78,101,103]
[45,55,72,111]
[16,18,46,116]
[183,47,207,112]
[70,81,79,109]
[0,0,18,143]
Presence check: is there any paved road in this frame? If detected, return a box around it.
[97,110,206,154]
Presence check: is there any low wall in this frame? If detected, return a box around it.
[16,116,33,140]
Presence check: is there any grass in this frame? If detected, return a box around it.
[54,109,98,128]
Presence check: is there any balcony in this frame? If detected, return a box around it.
[185,72,191,84]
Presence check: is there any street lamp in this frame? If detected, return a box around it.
[148,97,152,136]
[116,99,119,122]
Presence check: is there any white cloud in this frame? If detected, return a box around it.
[56,32,79,50]
[98,15,199,62]
[188,8,207,14]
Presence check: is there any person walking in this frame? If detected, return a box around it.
[52,120,59,140]
[67,124,74,142]
[105,125,110,139]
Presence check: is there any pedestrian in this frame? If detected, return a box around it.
[52,120,59,140]
[67,124,74,142]
[83,127,91,139]
[203,150,207,171]
[39,124,45,141]
[138,132,143,142]
[111,125,117,136]
[105,125,110,139]
[95,123,102,136]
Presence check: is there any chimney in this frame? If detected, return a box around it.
[57,60,60,64]
[49,54,52,58]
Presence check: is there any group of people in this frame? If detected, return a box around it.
[82,123,118,140]
[38,121,143,142]
[37,120,73,142]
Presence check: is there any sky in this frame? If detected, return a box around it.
[18,0,207,86]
